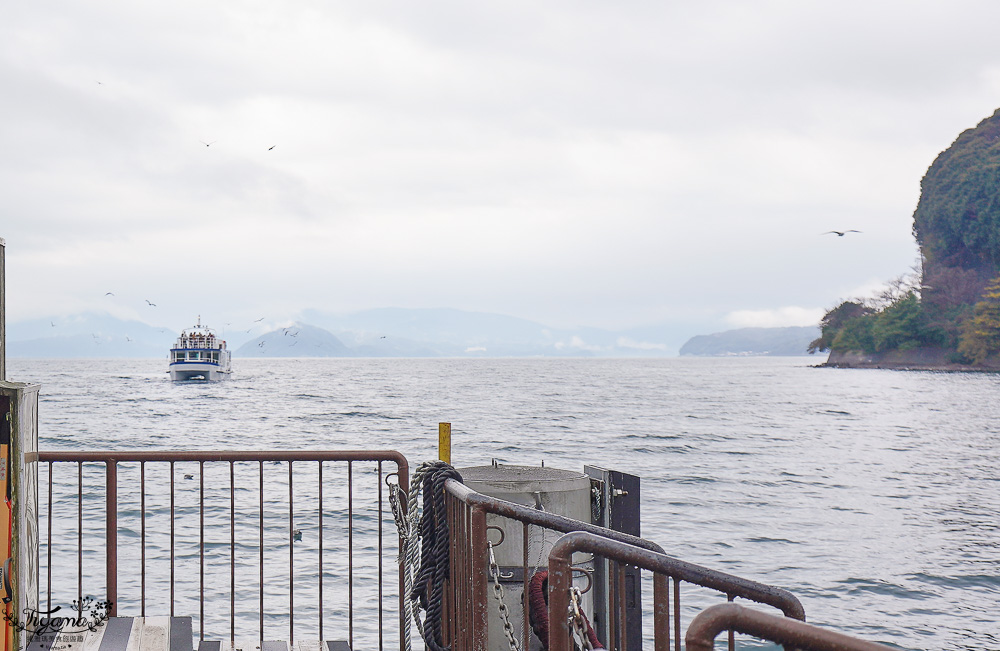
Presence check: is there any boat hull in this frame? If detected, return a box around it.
[169,362,231,381]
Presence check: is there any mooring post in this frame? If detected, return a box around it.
[439,422,451,463]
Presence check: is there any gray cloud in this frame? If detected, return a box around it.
[0,0,991,335]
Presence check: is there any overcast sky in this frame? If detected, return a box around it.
[3,1,1000,336]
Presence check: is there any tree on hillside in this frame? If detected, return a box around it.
[808,301,872,353]
[957,276,1000,363]
[871,292,926,352]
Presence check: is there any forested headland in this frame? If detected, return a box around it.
[811,107,1000,369]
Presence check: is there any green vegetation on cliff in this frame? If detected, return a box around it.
[913,107,1000,276]
[813,108,1000,365]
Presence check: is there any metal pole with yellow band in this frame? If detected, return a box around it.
[0,397,12,651]
[1,382,40,651]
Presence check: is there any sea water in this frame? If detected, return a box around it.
[8,357,1000,650]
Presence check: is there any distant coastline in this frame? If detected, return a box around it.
[819,348,1000,371]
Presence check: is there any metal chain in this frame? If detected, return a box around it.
[488,541,522,651]
[568,587,594,651]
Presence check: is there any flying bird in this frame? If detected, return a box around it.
[184,474,194,480]
[268,145,276,151]
[200,140,217,147]
[105,292,115,296]
[824,230,861,237]
[145,299,156,306]
[253,317,264,322]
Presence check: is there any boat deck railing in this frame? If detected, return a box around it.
[545,532,804,651]
[442,479,805,651]
[35,451,898,651]
[36,450,408,650]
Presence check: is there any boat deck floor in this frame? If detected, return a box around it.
[24,617,351,651]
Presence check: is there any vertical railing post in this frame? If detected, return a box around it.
[397,464,410,651]
[653,574,670,651]
[547,545,573,651]
[106,459,118,615]
[470,505,488,651]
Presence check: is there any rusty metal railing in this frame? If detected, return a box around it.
[685,603,896,651]
[441,479,673,651]
[37,450,408,650]
[547,532,804,651]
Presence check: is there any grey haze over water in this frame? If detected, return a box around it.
[12,357,998,650]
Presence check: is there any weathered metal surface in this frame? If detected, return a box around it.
[444,479,664,554]
[584,466,641,650]
[36,450,408,648]
[444,478,666,651]
[2,380,41,651]
[685,603,897,651]
[546,532,805,651]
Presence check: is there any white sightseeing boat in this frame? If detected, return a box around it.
[169,317,232,381]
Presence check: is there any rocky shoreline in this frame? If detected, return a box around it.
[819,347,1000,371]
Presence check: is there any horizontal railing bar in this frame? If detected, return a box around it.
[548,531,804,620]
[685,603,896,651]
[445,478,666,554]
[38,450,408,466]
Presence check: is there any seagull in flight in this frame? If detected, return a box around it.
[51,321,56,327]
[145,299,157,306]
[268,145,276,151]
[253,317,264,322]
[824,230,861,237]
[200,140,217,147]
[105,292,115,296]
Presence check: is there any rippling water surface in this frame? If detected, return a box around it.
[10,357,1000,650]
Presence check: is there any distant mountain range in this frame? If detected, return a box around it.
[6,308,689,358]
[678,326,820,357]
[6,309,820,358]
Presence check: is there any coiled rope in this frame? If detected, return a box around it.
[390,460,463,651]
